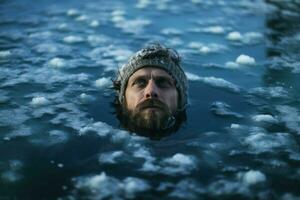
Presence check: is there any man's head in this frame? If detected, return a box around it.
[113,43,188,137]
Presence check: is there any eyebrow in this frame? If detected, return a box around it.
[130,75,174,83]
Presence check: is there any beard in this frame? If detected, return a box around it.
[123,99,174,133]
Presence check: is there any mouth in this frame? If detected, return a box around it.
[142,105,162,110]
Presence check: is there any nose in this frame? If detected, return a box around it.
[144,79,159,99]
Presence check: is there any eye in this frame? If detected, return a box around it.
[156,77,173,88]
[133,78,147,88]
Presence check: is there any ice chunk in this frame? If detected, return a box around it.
[57,163,64,168]
[169,179,203,199]
[95,77,111,89]
[136,0,150,9]
[99,151,124,164]
[185,72,201,81]
[90,20,100,27]
[79,121,112,137]
[48,57,66,68]
[74,172,150,199]
[75,172,123,199]
[225,61,239,69]
[188,42,227,54]
[238,170,266,186]
[236,54,256,65]
[276,105,300,133]
[252,114,278,123]
[63,35,84,44]
[243,32,263,44]
[164,153,195,166]
[34,44,58,53]
[161,153,197,175]
[161,28,182,36]
[249,86,289,99]
[211,101,243,118]
[202,26,225,34]
[226,31,242,41]
[0,109,29,127]
[79,93,94,103]
[123,177,150,198]
[201,77,240,92]
[113,18,151,34]
[185,73,240,92]
[75,15,88,21]
[30,96,50,107]
[208,179,249,196]
[243,132,295,153]
[0,50,12,58]
[66,9,79,16]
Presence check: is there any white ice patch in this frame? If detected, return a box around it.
[201,77,240,92]
[252,114,278,123]
[115,18,151,34]
[99,151,124,164]
[236,54,256,65]
[75,172,123,199]
[74,172,150,199]
[95,77,111,89]
[30,96,50,107]
[48,57,66,68]
[243,132,295,153]
[63,35,84,44]
[211,101,243,118]
[34,44,58,53]
[79,121,112,137]
[227,31,263,44]
[226,31,242,41]
[0,50,12,58]
[123,177,150,198]
[75,15,88,22]
[66,9,79,16]
[238,170,266,186]
[188,42,227,54]
[185,72,201,81]
[161,28,182,36]
[79,93,94,104]
[89,20,100,27]
[88,46,132,63]
[202,26,225,34]
[185,72,240,92]
[87,35,110,46]
[249,86,289,99]
[136,0,151,9]
[161,153,197,175]
[277,105,300,133]
[169,179,203,199]
[225,61,240,69]
[208,179,249,196]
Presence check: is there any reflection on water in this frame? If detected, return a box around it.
[0,0,300,199]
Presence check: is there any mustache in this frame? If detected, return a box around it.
[136,99,168,112]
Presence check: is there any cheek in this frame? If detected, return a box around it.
[125,89,141,110]
[166,91,178,111]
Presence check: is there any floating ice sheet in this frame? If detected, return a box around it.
[211,101,243,118]
[73,172,150,199]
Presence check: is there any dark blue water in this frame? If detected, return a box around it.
[1,0,300,199]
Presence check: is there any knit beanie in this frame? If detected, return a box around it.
[116,43,188,111]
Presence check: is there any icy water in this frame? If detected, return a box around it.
[1,0,300,199]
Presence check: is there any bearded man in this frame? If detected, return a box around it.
[113,43,188,138]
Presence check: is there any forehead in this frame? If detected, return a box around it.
[129,67,174,80]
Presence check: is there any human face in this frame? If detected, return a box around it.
[124,67,178,131]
